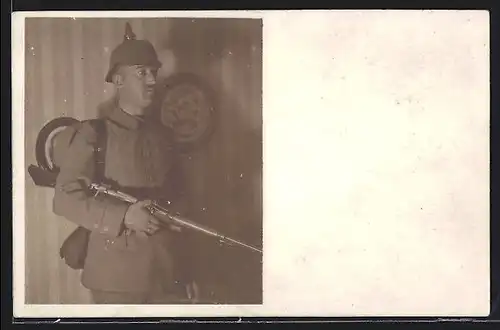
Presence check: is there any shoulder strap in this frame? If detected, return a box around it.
[87,119,107,182]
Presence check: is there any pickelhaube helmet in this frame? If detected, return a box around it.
[105,22,162,83]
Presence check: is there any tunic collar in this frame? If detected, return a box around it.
[105,105,144,130]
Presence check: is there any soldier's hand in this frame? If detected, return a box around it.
[169,225,182,232]
[124,200,160,235]
[186,281,200,303]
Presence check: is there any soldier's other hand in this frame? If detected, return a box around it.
[124,200,160,235]
[186,281,200,303]
[169,225,182,232]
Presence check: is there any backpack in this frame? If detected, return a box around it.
[58,119,107,270]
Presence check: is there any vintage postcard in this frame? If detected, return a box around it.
[12,10,490,318]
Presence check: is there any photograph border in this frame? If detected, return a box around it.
[10,7,498,322]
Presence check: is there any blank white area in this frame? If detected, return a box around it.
[13,10,489,317]
[263,10,490,316]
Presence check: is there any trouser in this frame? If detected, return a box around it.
[91,289,190,304]
[90,269,191,304]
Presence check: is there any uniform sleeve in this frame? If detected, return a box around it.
[53,122,129,238]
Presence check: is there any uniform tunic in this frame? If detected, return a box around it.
[53,106,190,298]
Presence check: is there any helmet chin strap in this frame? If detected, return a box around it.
[117,96,147,118]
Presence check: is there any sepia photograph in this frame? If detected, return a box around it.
[13,10,490,318]
[22,16,263,305]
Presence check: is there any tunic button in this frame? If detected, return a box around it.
[103,226,108,232]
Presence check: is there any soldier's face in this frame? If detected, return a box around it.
[117,65,158,109]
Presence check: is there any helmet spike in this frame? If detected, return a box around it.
[124,22,136,41]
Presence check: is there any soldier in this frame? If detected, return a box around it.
[53,24,198,304]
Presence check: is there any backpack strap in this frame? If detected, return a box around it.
[87,119,107,182]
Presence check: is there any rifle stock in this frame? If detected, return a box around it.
[89,183,263,254]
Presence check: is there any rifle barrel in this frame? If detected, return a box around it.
[149,203,263,253]
[89,183,263,254]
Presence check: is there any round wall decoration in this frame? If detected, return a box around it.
[158,73,217,151]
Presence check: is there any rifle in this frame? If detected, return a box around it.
[27,116,262,255]
[89,182,263,254]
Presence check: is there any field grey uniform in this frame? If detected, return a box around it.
[53,27,193,304]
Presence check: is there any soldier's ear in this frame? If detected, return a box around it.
[112,72,124,88]
[112,65,127,87]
